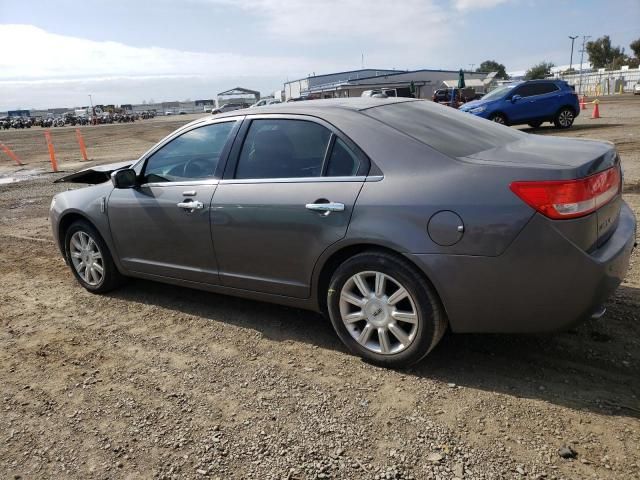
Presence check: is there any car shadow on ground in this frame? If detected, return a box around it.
[521,123,624,134]
[108,279,640,419]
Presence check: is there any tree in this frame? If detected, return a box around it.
[586,35,625,69]
[476,60,509,79]
[631,38,640,59]
[524,62,554,80]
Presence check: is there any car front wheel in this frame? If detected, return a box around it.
[65,220,123,293]
[554,107,575,129]
[489,113,507,125]
[327,251,447,368]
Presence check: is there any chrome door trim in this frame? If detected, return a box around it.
[140,179,220,188]
[218,175,382,185]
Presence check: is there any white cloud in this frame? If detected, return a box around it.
[205,0,453,46]
[453,0,510,11]
[0,24,334,82]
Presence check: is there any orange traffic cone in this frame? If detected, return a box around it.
[580,95,588,110]
[591,99,600,119]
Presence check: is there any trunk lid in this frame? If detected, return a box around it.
[464,136,621,252]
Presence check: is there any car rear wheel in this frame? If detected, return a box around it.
[65,220,123,293]
[554,107,575,129]
[327,251,447,368]
[489,113,507,125]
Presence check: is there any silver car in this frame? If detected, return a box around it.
[50,98,636,367]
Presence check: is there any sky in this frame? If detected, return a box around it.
[0,0,638,110]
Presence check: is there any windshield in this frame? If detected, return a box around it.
[481,85,516,101]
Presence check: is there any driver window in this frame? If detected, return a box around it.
[143,122,235,183]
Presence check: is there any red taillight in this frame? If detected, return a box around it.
[510,166,621,219]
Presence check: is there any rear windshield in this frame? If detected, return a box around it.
[362,100,524,158]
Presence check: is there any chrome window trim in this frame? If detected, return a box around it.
[140,179,220,188]
[219,175,381,185]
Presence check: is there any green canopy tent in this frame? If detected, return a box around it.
[451,69,465,106]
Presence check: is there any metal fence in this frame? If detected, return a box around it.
[552,67,640,96]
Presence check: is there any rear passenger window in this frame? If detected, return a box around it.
[235,119,331,179]
[326,138,361,176]
[515,83,558,97]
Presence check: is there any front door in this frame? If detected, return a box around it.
[108,120,238,284]
[212,117,369,298]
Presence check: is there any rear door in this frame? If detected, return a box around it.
[508,83,559,123]
[211,115,369,298]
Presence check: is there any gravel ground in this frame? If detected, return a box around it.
[1,97,639,480]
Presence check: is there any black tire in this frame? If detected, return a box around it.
[554,107,575,129]
[327,251,447,368]
[489,113,508,125]
[528,121,543,128]
[64,220,124,293]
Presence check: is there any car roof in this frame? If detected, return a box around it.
[213,97,418,119]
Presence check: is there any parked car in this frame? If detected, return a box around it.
[361,89,397,98]
[50,98,635,368]
[250,98,281,108]
[634,83,640,95]
[211,102,247,114]
[432,88,481,103]
[459,79,580,129]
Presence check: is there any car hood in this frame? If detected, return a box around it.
[459,98,495,111]
[53,160,134,184]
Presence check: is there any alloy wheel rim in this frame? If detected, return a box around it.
[493,115,505,124]
[70,231,104,286]
[559,110,573,127]
[339,271,419,355]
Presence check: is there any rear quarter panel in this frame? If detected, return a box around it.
[331,113,535,257]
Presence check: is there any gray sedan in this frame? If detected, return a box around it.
[50,98,636,368]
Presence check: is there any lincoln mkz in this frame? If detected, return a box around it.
[50,99,636,367]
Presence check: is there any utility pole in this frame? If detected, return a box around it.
[568,35,578,72]
[469,63,475,72]
[578,35,591,95]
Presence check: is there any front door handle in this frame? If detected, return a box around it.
[177,200,204,211]
[305,202,345,213]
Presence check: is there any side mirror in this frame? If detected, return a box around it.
[111,168,138,189]
[511,95,522,103]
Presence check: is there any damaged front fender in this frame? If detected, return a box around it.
[53,161,134,184]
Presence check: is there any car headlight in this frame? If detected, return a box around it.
[50,196,57,211]
[469,106,486,114]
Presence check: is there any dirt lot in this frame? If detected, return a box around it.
[1,98,639,480]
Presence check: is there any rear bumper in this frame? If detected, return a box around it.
[408,202,637,333]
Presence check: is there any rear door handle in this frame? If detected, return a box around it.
[177,200,204,210]
[305,202,345,213]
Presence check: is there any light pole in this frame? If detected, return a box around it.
[568,35,578,72]
[88,94,95,125]
[469,63,475,72]
[578,35,591,95]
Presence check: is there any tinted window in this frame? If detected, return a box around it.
[326,138,361,176]
[514,83,558,97]
[143,122,235,183]
[363,101,524,158]
[235,119,331,179]
[538,83,559,94]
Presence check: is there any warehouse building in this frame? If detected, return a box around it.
[283,69,403,100]
[283,68,491,100]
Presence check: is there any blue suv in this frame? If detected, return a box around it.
[459,80,580,129]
